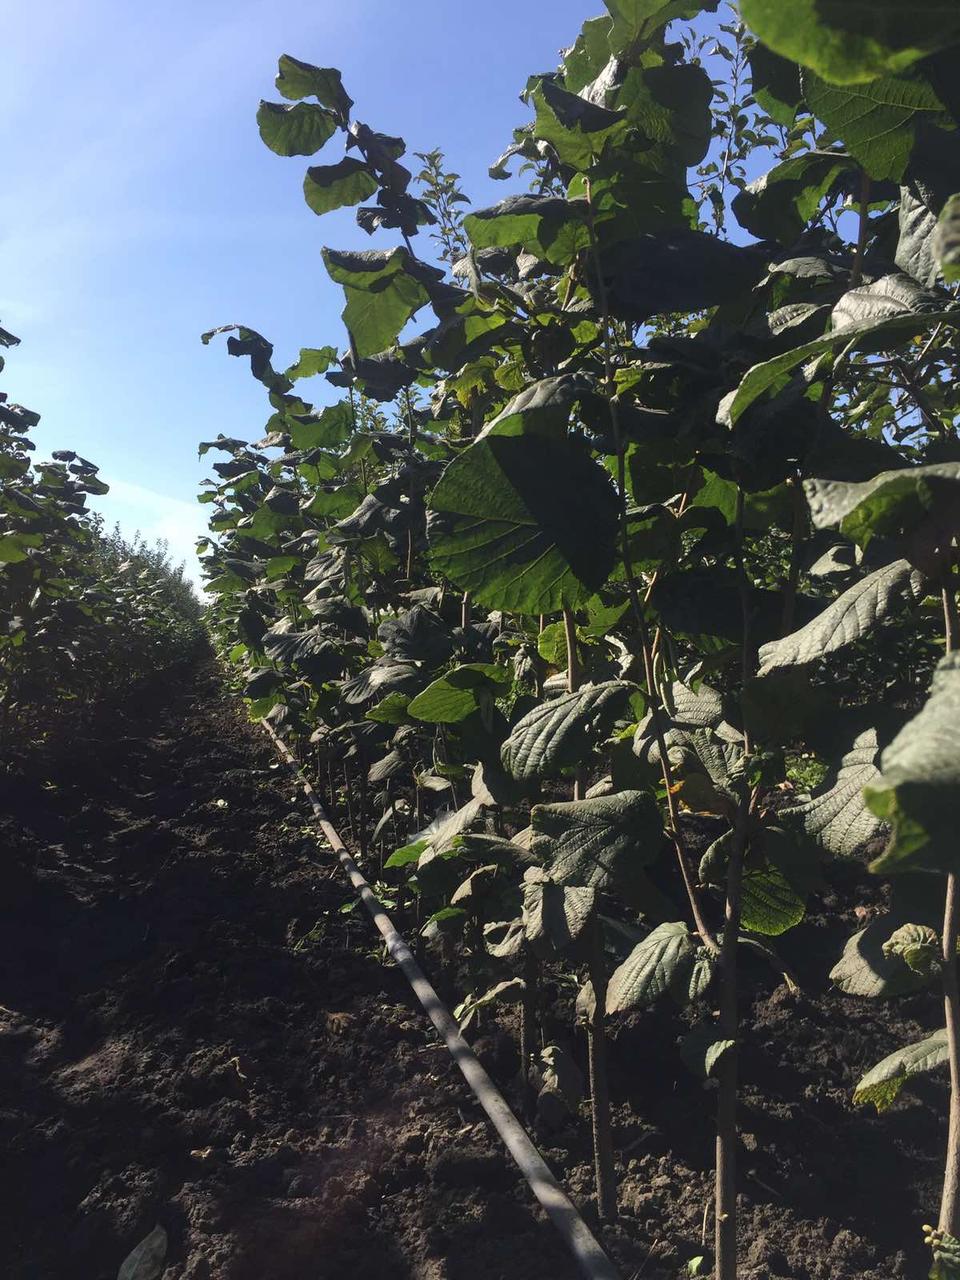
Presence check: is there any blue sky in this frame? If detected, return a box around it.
[2,0,608,578]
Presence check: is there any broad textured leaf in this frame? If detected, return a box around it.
[727,307,960,424]
[464,195,589,266]
[275,55,353,120]
[897,189,941,286]
[831,273,944,331]
[407,663,508,724]
[479,375,584,439]
[830,918,933,996]
[883,922,942,976]
[803,73,948,182]
[934,193,960,283]
[781,728,883,856]
[530,790,663,891]
[853,1028,949,1110]
[427,436,618,614]
[747,41,802,125]
[733,151,850,244]
[741,0,960,85]
[603,0,719,54]
[285,346,338,380]
[741,863,806,935]
[805,462,960,548]
[304,159,379,215]
[257,100,337,157]
[680,1024,735,1079]
[662,680,724,728]
[530,79,628,171]
[501,681,632,781]
[522,870,596,958]
[322,247,435,359]
[118,1226,168,1280]
[867,654,960,874]
[606,921,696,1013]
[757,560,927,673]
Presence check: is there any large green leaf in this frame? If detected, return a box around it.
[603,0,719,54]
[867,654,960,874]
[741,0,960,85]
[830,918,933,996]
[803,72,948,182]
[530,79,629,172]
[741,862,806,935]
[733,150,850,244]
[407,663,509,724]
[935,192,960,283]
[464,195,589,266]
[257,100,337,157]
[726,306,960,424]
[529,790,663,892]
[605,921,696,1013]
[322,247,433,359]
[427,436,619,614]
[853,1028,949,1110]
[275,55,353,121]
[501,681,633,781]
[522,870,596,958]
[757,559,927,674]
[781,728,883,857]
[805,462,960,549]
[304,159,379,215]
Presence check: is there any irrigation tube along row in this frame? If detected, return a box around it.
[261,720,622,1280]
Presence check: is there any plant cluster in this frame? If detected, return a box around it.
[0,326,204,747]
[201,5,960,1275]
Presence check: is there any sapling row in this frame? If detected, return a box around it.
[200,6,960,1276]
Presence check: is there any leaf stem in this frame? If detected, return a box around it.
[849,170,871,289]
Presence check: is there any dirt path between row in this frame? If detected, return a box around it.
[0,657,947,1279]
[0,659,578,1280]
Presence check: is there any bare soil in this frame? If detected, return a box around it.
[0,658,945,1278]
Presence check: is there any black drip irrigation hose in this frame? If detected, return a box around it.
[261,719,622,1280]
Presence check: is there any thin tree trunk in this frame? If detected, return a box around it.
[520,949,538,1119]
[562,607,585,800]
[715,820,745,1279]
[588,916,617,1221]
[941,583,960,1234]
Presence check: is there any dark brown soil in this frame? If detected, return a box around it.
[0,658,946,1279]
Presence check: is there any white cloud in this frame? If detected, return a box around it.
[90,478,207,585]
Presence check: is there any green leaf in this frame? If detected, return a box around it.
[530,790,663,892]
[853,1028,949,1110]
[118,1226,168,1280]
[407,663,509,724]
[289,401,353,448]
[365,692,412,724]
[747,41,802,125]
[803,72,948,182]
[732,150,850,243]
[304,159,379,215]
[480,375,583,439]
[322,247,433,359]
[605,921,696,1013]
[464,195,589,266]
[805,462,960,549]
[883,922,943,976]
[934,192,960,283]
[679,1024,736,1080]
[831,918,935,996]
[741,0,960,85]
[757,560,927,674]
[867,654,960,874]
[603,0,719,54]
[284,346,338,380]
[781,728,884,857]
[727,306,960,424]
[275,55,353,120]
[741,862,806,935]
[257,100,337,157]
[427,436,619,614]
[530,79,629,172]
[501,681,633,781]
[522,870,596,959]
